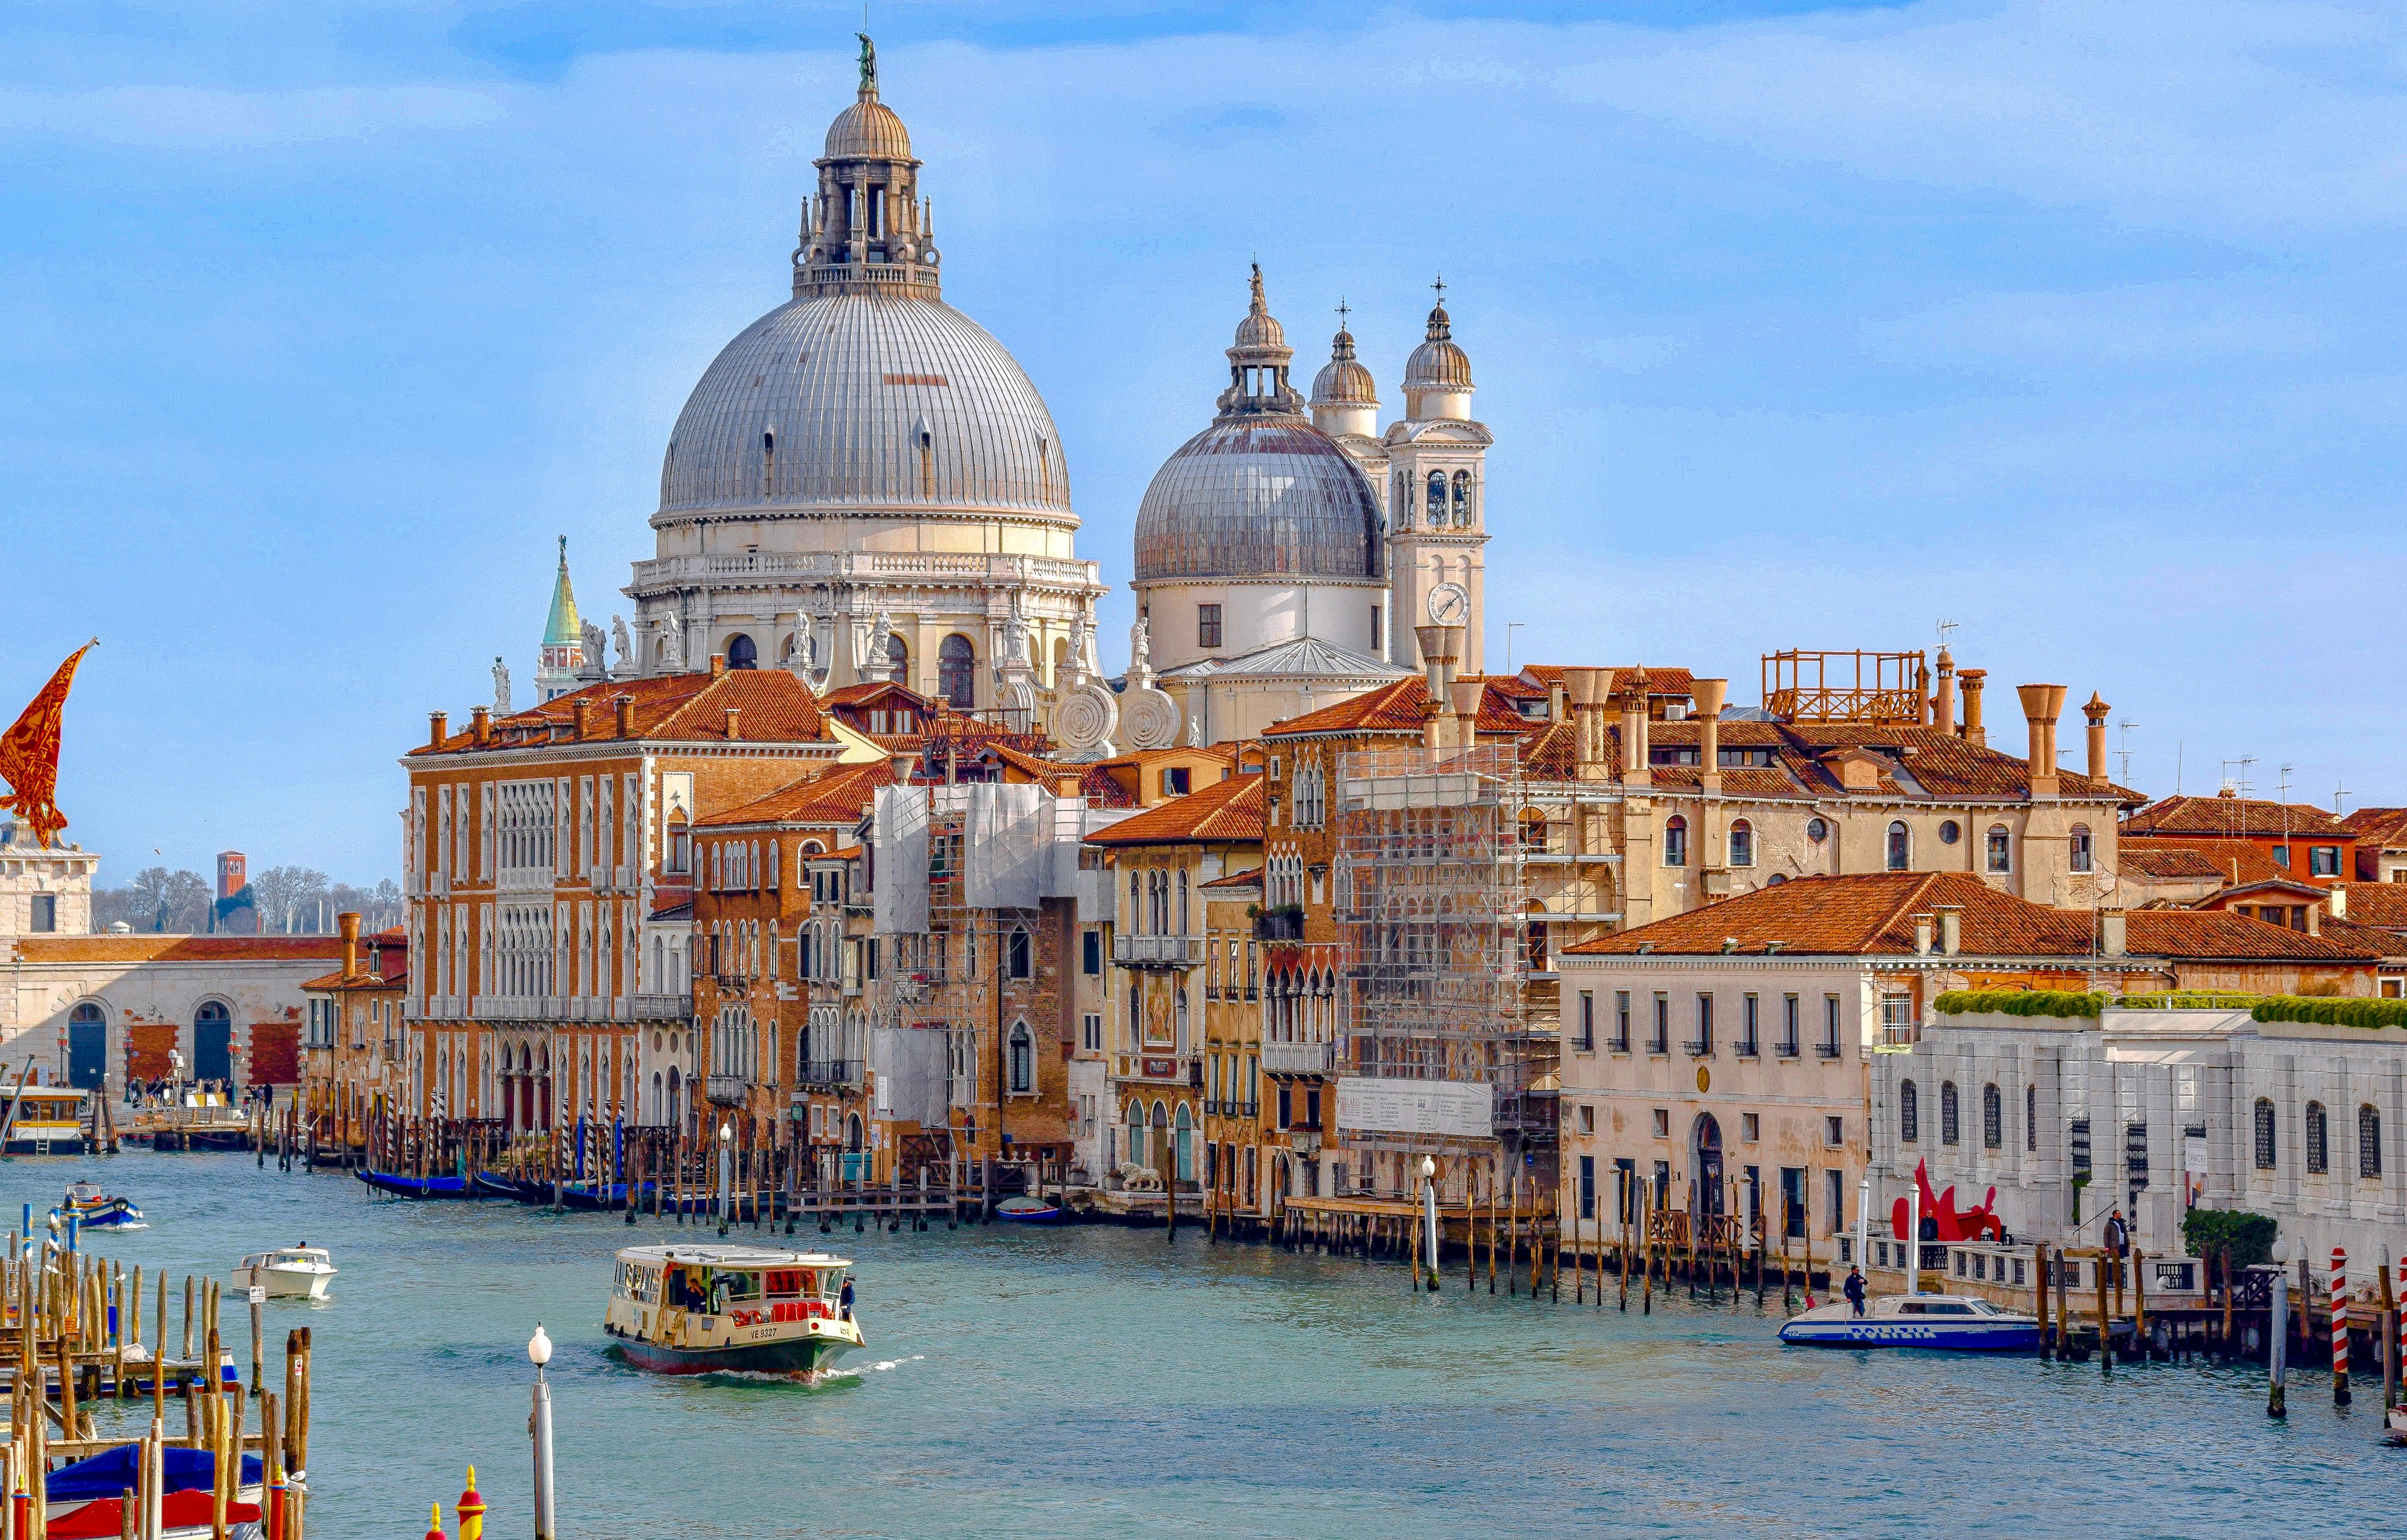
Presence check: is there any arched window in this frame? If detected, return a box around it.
[1986,825,2011,874]
[1176,869,1190,933]
[725,633,758,669]
[2253,1098,2277,1170]
[1982,1084,2002,1150]
[1008,1021,1032,1094]
[2026,1083,2037,1151]
[1939,1081,1959,1145]
[1663,815,1689,867]
[1128,869,1142,933]
[2361,1104,2382,1178]
[884,633,908,684]
[1174,1102,1195,1182]
[1127,1101,1148,1171]
[1728,819,1754,868]
[2069,824,2094,874]
[938,634,976,708]
[66,1002,106,1091]
[1885,821,1911,871]
[1007,926,1032,980]
[1426,470,1447,516]
[1174,988,1189,1050]
[2306,1101,2328,1173]
[668,812,690,874]
[1450,469,1472,525]
[1900,1079,1919,1144]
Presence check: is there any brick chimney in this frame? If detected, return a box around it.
[469,705,491,746]
[1692,678,1728,794]
[1958,669,1986,747]
[1414,625,1461,750]
[615,695,636,738]
[572,698,592,740]
[1547,678,1568,723]
[710,652,728,679]
[338,910,361,978]
[2100,908,2127,956]
[723,708,743,741]
[1935,904,1961,956]
[1622,668,1652,789]
[1565,668,1617,781]
[2083,692,2111,780]
[428,711,448,750]
[1934,647,1958,736]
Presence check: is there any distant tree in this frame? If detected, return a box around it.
[110,866,211,933]
[248,866,330,935]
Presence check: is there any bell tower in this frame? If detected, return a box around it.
[1385,280,1493,674]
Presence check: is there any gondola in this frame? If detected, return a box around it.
[560,1181,654,1211]
[471,1171,547,1203]
[352,1168,470,1200]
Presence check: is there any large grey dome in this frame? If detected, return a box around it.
[657,291,1072,521]
[1132,419,1383,583]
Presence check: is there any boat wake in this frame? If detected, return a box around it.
[824,1354,924,1380]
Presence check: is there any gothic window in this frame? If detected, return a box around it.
[885,634,909,683]
[2306,1101,2327,1173]
[1450,470,1472,525]
[2253,1099,2276,1170]
[1982,1084,2002,1150]
[1007,926,1032,980]
[1008,1021,1032,1094]
[1940,1081,1959,1145]
[726,634,757,669]
[1886,821,1911,871]
[938,634,976,708]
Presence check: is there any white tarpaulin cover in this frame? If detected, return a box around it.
[965,782,1045,910]
[1336,1076,1495,1139]
[871,1024,949,1127]
[873,784,928,935]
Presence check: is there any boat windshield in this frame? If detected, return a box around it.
[1965,1299,2001,1315]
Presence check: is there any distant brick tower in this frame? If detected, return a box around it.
[537,536,584,703]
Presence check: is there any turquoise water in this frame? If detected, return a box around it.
[18,1153,2394,1538]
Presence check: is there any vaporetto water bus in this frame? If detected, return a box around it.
[603,1244,861,1380]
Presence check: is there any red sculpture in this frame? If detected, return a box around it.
[1889,1158,2003,1244]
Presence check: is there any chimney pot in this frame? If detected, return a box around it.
[2083,691,2111,781]
[1936,905,1962,956]
[1621,668,1652,788]
[615,695,636,737]
[572,698,592,740]
[428,711,448,750]
[2331,887,2349,920]
[1693,678,1728,787]
[710,652,728,678]
[1935,649,1959,736]
[1958,669,1987,746]
[470,706,491,746]
[724,707,742,741]
[1914,913,1934,956]
[338,910,361,978]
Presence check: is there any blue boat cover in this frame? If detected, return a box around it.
[48,1445,262,1502]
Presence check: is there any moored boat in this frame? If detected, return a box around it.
[604,1244,861,1381]
[1779,1292,2040,1352]
[234,1245,337,1301]
[994,1195,1062,1224]
[0,1086,88,1155]
[353,1168,469,1199]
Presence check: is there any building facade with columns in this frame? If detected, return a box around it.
[619,44,1105,721]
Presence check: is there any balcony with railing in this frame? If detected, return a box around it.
[796,1059,863,1090]
[1260,1040,1335,1077]
[1684,1035,1714,1059]
[1113,934,1207,968]
[705,1074,752,1106]
[1817,1037,1847,1059]
[1253,908,1306,942]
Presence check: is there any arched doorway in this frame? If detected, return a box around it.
[844,1111,866,1183]
[67,1003,106,1091]
[1691,1113,1725,1220]
[192,1002,233,1085]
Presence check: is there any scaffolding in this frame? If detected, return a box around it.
[1334,744,1549,1168]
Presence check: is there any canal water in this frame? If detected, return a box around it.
[19,1154,2393,1538]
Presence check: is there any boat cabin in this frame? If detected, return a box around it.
[1,1087,87,1153]
[605,1245,852,1350]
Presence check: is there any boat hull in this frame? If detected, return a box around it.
[616,1331,858,1379]
[1779,1316,2040,1352]
[353,1169,468,1199]
[994,1198,1062,1224]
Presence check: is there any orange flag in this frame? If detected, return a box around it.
[0,641,95,848]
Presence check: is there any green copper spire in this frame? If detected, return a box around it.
[543,535,581,646]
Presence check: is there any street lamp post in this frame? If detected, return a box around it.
[1420,1155,1440,1292]
[2268,1237,2289,1420]
[717,1122,734,1237]
[527,1324,555,1539]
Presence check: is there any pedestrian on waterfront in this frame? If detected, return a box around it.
[1844,1266,1867,1317]
[839,1274,855,1321]
[2104,1208,2129,1259]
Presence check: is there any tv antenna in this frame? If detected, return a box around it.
[2115,721,2138,787]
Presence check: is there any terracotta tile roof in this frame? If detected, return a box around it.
[1262,679,1430,738]
[11,936,345,965]
[2342,807,2407,847]
[1563,871,2377,961]
[2196,877,2329,907]
[2335,882,2407,931]
[2312,916,2407,959]
[2124,794,2352,841]
[1520,664,1697,699]
[1200,867,1263,891]
[1083,776,1265,847]
[700,761,895,829]
[1079,764,1137,809]
[412,668,832,755]
[2117,837,2291,886]
[650,899,693,922]
[819,681,928,710]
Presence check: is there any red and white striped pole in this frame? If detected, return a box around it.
[2332,1245,2352,1406]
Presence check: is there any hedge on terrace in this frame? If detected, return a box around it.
[2249,995,2407,1029]
[1932,990,2104,1020]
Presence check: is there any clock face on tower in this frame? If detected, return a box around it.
[1427,581,1470,626]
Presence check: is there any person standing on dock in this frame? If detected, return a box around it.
[1844,1266,1866,1318]
[2104,1209,2129,1262]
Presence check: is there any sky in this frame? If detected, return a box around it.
[5,0,2404,884]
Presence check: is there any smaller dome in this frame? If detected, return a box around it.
[825,92,912,160]
[1311,327,1378,408]
[1403,300,1473,390]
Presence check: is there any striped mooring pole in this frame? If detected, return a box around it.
[2332,1245,2351,1406]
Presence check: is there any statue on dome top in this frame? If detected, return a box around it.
[857,33,877,95]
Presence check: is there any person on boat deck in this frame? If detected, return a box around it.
[1843,1266,1867,1317]
[839,1275,854,1321]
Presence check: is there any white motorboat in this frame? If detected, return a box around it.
[1779,1292,2040,1351]
[234,1245,336,1301]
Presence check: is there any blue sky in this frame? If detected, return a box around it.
[6,0,2404,883]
